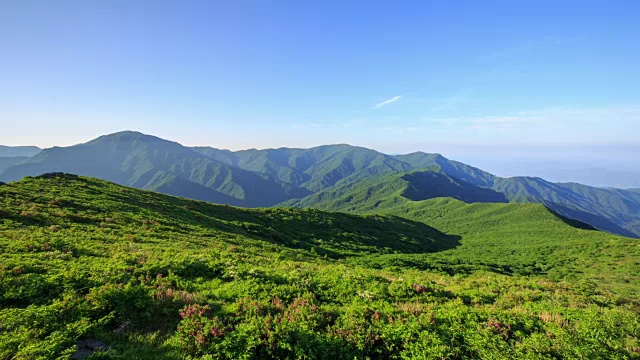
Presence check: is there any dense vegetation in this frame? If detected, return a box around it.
[285,170,640,294]
[2,131,639,238]
[1,174,638,359]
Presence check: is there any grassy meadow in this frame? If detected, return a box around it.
[0,174,638,359]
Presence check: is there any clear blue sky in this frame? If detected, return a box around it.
[1,0,639,162]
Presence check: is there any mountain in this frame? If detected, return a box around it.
[395,153,640,237]
[0,157,29,174]
[0,131,291,207]
[192,144,413,192]
[3,131,639,237]
[492,177,640,237]
[282,167,508,211]
[394,153,640,237]
[1,174,638,358]
[394,152,496,187]
[462,159,640,189]
[0,145,41,158]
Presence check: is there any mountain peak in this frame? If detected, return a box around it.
[85,131,177,146]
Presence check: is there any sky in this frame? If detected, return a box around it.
[1,0,639,167]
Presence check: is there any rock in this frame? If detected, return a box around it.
[72,339,109,359]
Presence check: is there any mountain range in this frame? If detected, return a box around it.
[470,159,640,189]
[0,145,41,158]
[1,130,638,238]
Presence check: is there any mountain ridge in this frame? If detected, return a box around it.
[0,145,41,158]
[1,131,639,238]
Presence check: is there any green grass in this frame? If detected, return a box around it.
[286,171,640,295]
[1,174,639,359]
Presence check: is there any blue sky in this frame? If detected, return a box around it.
[1,0,639,163]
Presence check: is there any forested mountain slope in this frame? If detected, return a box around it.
[193,144,413,192]
[0,132,292,207]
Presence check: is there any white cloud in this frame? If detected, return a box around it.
[373,95,402,109]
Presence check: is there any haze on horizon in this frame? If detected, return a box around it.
[2,1,639,172]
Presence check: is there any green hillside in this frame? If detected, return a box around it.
[281,168,507,209]
[1,174,638,359]
[492,177,640,237]
[284,170,639,294]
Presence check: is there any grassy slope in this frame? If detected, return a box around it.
[285,171,640,296]
[397,152,640,238]
[1,174,638,359]
[492,177,640,237]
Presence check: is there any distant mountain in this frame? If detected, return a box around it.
[0,131,291,207]
[0,157,29,174]
[533,167,640,189]
[2,131,639,238]
[461,159,640,189]
[193,144,412,193]
[0,145,41,157]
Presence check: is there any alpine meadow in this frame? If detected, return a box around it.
[2,1,640,359]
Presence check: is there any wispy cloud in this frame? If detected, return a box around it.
[373,95,402,109]
[424,106,640,139]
